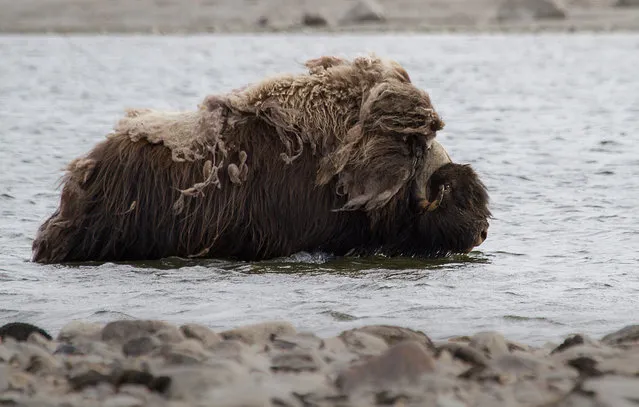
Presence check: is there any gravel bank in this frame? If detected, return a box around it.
[1,320,638,406]
[1,0,639,33]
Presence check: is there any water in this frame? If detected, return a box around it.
[1,34,638,345]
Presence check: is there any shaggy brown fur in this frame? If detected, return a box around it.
[32,55,490,264]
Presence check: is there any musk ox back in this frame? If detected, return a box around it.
[32,55,491,264]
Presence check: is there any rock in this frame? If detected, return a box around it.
[469,331,510,358]
[103,394,144,407]
[180,324,222,349]
[550,344,623,364]
[491,352,554,376]
[336,341,435,393]
[0,322,52,342]
[154,339,210,365]
[68,369,112,391]
[567,356,602,377]
[209,339,250,360]
[113,370,171,394]
[122,336,161,357]
[302,12,329,27]
[0,343,13,362]
[71,340,124,361]
[270,349,327,373]
[158,362,251,401]
[582,375,639,406]
[58,321,104,343]
[201,383,271,407]
[7,371,37,393]
[27,332,57,353]
[338,330,388,357]
[256,16,269,27]
[209,340,271,375]
[339,0,385,24]
[341,325,435,350]
[0,365,8,392]
[270,332,323,351]
[220,321,295,345]
[102,320,184,345]
[551,334,592,354]
[437,342,489,367]
[616,0,639,6]
[23,343,61,375]
[601,324,639,346]
[597,353,639,376]
[2,341,60,375]
[496,0,566,22]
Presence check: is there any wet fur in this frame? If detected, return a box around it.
[32,55,490,264]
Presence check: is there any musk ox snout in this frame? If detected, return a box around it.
[476,225,489,247]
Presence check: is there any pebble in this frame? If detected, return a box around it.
[103,394,145,407]
[123,336,161,357]
[58,321,103,343]
[336,340,435,393]
[102,320,184,345]
[601,324,639,346]
[0,365,8,392]
[338,329,388,357]
[220,321,296,345]
[301,12,329,27]
[179,324,221,349]
[496,0,566,22]
[469,331,510,358]
[0,322,52,342]
[341,325,434,350]
[339,0,385,24]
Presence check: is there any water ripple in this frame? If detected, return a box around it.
[1,34,638,345]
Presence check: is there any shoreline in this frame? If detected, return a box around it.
[2,0,639,35]
[3,23,639,36]
[1,319,638,406]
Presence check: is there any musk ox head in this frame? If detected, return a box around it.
[312,66,490,257]
[411,161,491,256]
[397,139,491,257]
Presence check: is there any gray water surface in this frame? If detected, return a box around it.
[1,34,638,345]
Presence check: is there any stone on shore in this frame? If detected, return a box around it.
[496,0,567,22]
[179,324,222,349]
[340,324,435,350]
[219,321,296,345]
[101,320,184,345]
[616,0,639,6]
[301,12,329,27]
[58,321,103,343]
[339,0,386,24]
[601,324,639,346]
[336,341,435,393]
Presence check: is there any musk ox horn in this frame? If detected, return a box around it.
[414,139,452,205]
[421,184,445,212]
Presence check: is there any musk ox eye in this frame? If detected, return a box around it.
[444,183,451,192]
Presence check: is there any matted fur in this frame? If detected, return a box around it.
[32,55,490,264]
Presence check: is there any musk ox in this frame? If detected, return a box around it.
[32,55,490,264]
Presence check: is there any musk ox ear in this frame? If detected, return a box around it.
[318,81,443,211]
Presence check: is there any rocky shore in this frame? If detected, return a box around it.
[2,0,639,33]
[1,320,638,406]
